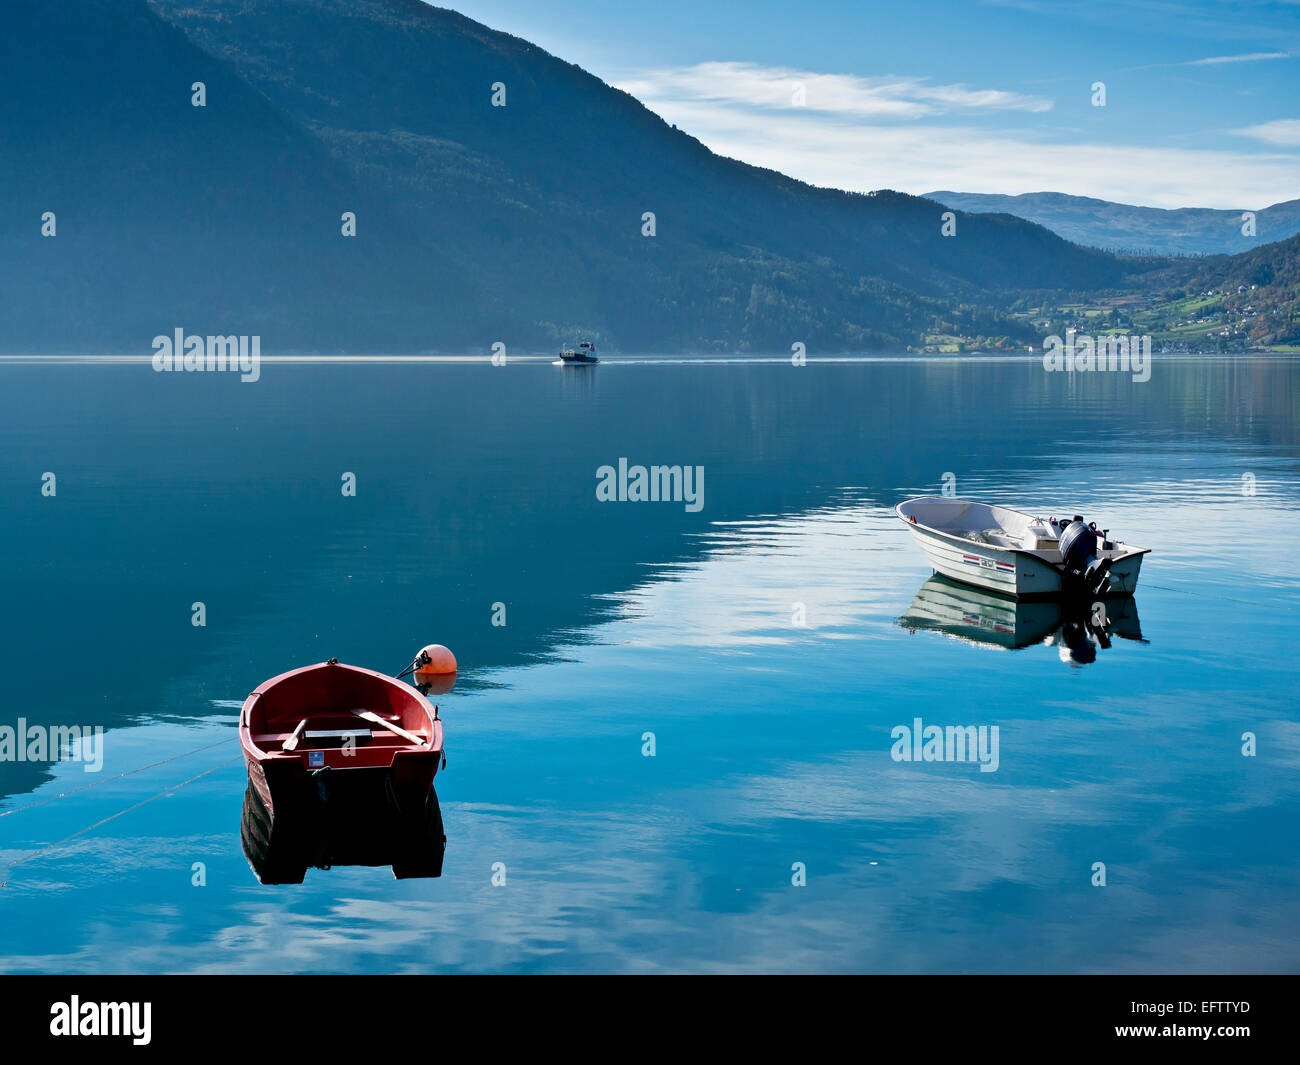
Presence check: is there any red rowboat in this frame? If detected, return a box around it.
[239,659,444,818]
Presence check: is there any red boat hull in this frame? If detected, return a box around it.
[239,661,444,818]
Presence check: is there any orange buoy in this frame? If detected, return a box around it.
[413,643,457,676]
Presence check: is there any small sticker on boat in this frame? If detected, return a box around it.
[962,554,1014,573]
[309,751,324,767]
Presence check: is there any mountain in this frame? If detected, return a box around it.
[0,0,496,353]
[925,191,1300,258]
[0,0,1141,355]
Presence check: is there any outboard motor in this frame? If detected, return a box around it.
[1058,516,1113,596]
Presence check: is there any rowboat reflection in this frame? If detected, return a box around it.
[899,575,1145,665]
[240,776,446,884]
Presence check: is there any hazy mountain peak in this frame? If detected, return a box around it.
[925,190,1300,256]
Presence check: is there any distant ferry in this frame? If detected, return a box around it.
[559,340,598,364]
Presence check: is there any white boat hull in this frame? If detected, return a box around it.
[897,496,1147,598]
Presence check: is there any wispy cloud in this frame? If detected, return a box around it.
[1187,51,1291,65]
[614,62,1053,121]
[1236,118,1300,146]
[615,73,1300,208]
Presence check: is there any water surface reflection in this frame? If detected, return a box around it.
[241,779,446,884]
[899,575,1146,665]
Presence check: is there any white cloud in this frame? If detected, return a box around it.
[1188,52,1291,65]
[614,61,1053,120]
[616,64,1300,208]
[1237,118,1300,147]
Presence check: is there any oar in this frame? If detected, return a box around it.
[281,719,309,753]
[352,710,426,746]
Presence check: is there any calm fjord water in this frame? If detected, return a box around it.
[1,357,1297,973]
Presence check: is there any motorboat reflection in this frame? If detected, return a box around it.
[899,574,1145,665]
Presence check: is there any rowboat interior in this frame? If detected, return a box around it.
[250,718,423,753]
[246,668,433,756]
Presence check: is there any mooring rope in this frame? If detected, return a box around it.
[0,754,244,886]
[395,650,430,680]
[0,736,237,819]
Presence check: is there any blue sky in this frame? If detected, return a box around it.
[444,0,1300,208]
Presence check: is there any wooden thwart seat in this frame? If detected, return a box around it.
[253,726,426,749]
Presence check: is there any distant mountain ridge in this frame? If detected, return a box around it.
[0,0,1139,354]
[0,0,1289,354]
[925,191,1300,257]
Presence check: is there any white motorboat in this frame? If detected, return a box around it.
[896,496,1149,598]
